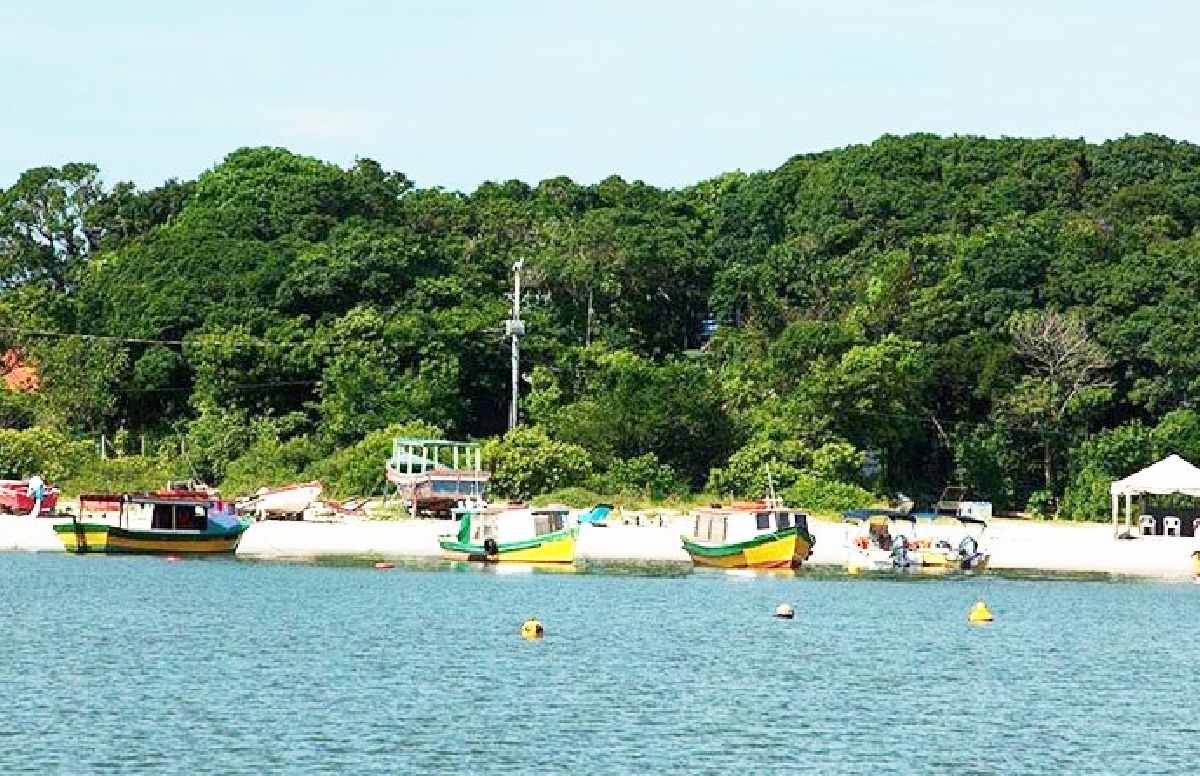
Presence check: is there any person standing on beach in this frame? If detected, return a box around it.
[26,474,46,518]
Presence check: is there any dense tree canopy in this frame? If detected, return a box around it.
[6,135,1200,514]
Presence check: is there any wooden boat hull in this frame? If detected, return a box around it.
[683,529,814,570]
[54,522,247,555]
[438,529,576,563]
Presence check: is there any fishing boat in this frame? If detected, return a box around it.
[681,498,815,570]
[386,438,490,515]
[54,486,249,555]
[437,503,576,563]
[0,479,59,515]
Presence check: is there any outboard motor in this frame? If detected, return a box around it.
[957,535,979,569]
[891,535,914,569]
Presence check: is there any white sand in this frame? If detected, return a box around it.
[5,513,1196,578]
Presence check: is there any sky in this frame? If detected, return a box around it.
[2,0,1198,192]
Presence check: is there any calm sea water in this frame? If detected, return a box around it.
[2,554,1198,774]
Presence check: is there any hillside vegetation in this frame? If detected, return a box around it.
[3,134,1200,517]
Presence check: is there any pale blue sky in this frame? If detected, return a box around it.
[2,1,1197,191]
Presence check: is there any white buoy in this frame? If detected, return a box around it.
[774,603,795,619]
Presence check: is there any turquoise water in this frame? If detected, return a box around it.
[3,555,1199,774]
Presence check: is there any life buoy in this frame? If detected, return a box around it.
[483,537,500,556]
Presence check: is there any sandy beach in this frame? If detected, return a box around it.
[4,512,1197,578]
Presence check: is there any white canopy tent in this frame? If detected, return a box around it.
[1110,454,1200,536]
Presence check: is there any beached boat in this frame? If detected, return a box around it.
[438,503,576,563]
[238,481,323,519]
[681,499,815,569]
[844,489,992,573]
[0,479,59,515]
[386,438,489,516]
[54,488,249,555]
[843,509,924,572]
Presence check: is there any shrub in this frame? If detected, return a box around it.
[307,420,442,497]
[707,439,864,497]
[531,487,609,508]
[0,427,93,484]
[1059,467,1110,522]
[783,475,875,513]
[482,426,594,500]
[63,453,188,496]
[590,453,687,500]
[221,435,320,497]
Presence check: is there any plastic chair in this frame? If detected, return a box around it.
[1138,515,1157,536]
[1164,516,1181,537]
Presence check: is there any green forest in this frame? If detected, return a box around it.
[4,133,1200,519]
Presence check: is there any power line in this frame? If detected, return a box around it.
[0,326,316,350]
[113,380,320,395]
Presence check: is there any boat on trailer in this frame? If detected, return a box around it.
[54,485,249,555]
[386,438,490,516]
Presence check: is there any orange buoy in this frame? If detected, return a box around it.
[374,561,396,570]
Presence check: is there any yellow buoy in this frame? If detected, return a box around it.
[847,562,861,575]
[967,600,994,624]
[521,618,544,640]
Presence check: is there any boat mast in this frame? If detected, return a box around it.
[506,259,526,430]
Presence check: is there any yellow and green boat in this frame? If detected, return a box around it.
[438,503,576,563]
[54,490,249,555]
[682,501,815,570]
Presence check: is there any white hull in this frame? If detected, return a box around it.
[246,484,323,516]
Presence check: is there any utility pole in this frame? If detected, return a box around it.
[506,259,525,430]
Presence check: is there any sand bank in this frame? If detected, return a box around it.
[3,514,1196,578]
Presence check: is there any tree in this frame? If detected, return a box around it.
[1006,309,1112,496]
[1,162,105,290]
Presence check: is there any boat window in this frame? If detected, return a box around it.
[151,503,173,530]
[755,512,770,531]
[695,515,724,542]
[534,512,564,534]
[702,516,726,543]
[776,512,792,531]
[149,503,205,531]
[470,515,498,542]
[794,513,809,533]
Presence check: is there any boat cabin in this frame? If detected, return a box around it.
[79,492,237,532]
[459,505,571,544]
[692,505,808,545]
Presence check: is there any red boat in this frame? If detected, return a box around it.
[0,479,60,515]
